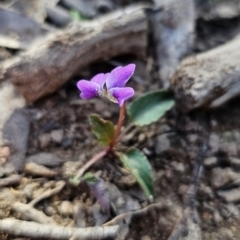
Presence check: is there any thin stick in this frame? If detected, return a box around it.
[110,102,126,148]
[0,175,21,188]
[12,202,56,225]
[0,218,119,240]
[29,181,66,207]
[74,149,108,181]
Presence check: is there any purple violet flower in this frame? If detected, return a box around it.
[77,64,135,107]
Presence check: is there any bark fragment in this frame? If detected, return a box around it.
[2,5,147,103]
[172,34,240,112]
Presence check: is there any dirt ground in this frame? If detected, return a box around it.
[1,0,240,239]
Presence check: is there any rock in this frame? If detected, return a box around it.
[171,161,185,172]
[107,183,122,200]
[210,167,240,189]
[115,194,141,215]
[155,134,170,154]
[219,131,237,156]
[57,201,73,217]
[73,203,87,228]
[51,129,64,144]
[199,184,214,199]
[229,157,240,170]
[0,146,10,158]
[217,188,240,202]
[2,109,30,171]
[26,152,64,167]
[213,210,223,225]
[209,133,219,154]
[107,183,141,214]
[219,228,234,239]
[128,189,147,202]
[0,163,15,178]
[44,204,57,216]
[204,157,218,168]
[187,134,198,143]
[92,203,109,226]
[38,134,51,148]
[61,0,117,18]
[225,204,240,218]
[46,5,71,27]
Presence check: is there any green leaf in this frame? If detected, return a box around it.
[127,90,175,126]
[89,114,115,146]
[70,9,88,21]
[118,148,153,200]
[83,172,99,183]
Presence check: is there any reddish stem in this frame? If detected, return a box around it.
[73,103,126,181]
[110,102,126,149]
[74,148,108,180]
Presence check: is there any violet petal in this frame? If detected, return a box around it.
[77,80,100,99]
[109,87,135,107]
[106,64,136,89]
[91,73,109,89]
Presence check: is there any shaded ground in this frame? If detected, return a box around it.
[1,1,240,239]
[7,62,240,240]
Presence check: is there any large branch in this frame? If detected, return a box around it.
[1,5,147,103]
[172,34,240,112]
[0,218,119,240]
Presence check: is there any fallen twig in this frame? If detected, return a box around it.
[2,4,147,103]
[0,218,119,240]
[0,174,21,188]
[103,202,171,227]
[172,34,240,111]
[12,202,56,225]
[29,180,66,207]
[24,162,58,177]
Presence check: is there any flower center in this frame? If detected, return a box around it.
[99,89,118,103]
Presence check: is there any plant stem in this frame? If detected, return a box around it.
[74,148,108,180]
[73,103,126,182]
[110,102,126,148]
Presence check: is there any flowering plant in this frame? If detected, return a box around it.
[71,63,174,207]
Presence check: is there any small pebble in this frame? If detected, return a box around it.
[73,203,87,228]
[204,157,218,168]
[0,146,10,158]
[155,134,170,154]
[138,133,146,143]
[213,210,223,225]
[26,152,64,167]
[229,157,240,169]
[57,201,73,217]
[44,204,57,216]
[51,129,64,144]
[217,187,240,202]
[38,134,51,148]
[211,167,240,188]
[171,161,185,172]
[209,133,219,154]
